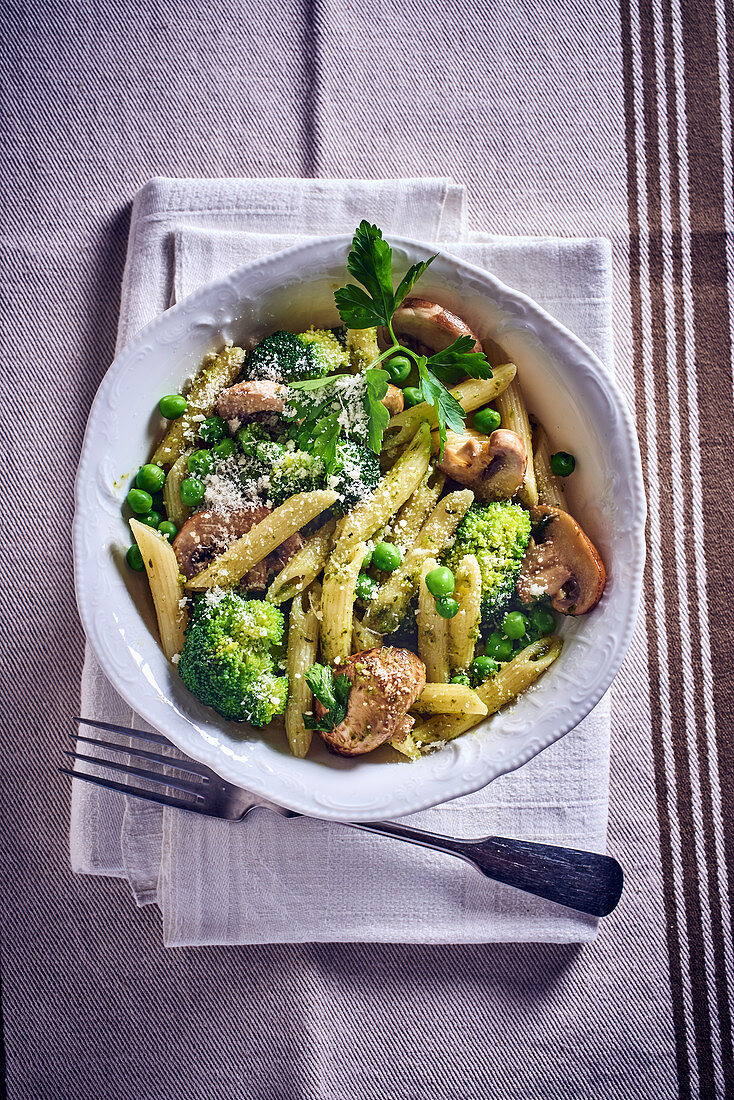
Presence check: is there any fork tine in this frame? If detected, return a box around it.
[74,716,172,747]
[63,750,207,800]
[59,768,209,815]
[72,733,213,778]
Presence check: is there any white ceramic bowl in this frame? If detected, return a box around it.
[74,235,645,821]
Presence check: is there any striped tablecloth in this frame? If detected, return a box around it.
[2,1,731,1097]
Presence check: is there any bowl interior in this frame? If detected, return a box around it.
[75,236,644,820]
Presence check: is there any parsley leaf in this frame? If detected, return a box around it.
[296,409,341,472]
[416,357,467,457]
[334,222,437,330]
[363,368,390,454]
[304,664,352,732]
[394,256,438,309]
[426,336,493,380]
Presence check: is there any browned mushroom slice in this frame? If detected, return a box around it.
[315,647,426,756]
[437,428,527,501]
[382,384,405,417]
[215,380,288,422]
[379,297,482,356]
[173,505,271,579]
[517,505,606,615]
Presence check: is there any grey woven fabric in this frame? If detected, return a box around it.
[2,0,731,1097]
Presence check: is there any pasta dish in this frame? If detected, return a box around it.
[123,223,605,760]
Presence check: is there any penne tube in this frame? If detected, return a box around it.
[412,683,488,717]
[417,557,450,683]
[494,378,538,507]
[152,345,246,468]
[129,519,187,661]
[533,425,566,509]
[186,490,338,590]
[285,582,321,758]
[381,364,517,455]
[387,470,446,553]
[388,731,422,760]
[320,540,366,664]
[267,518,336,605]
[448,554,482,672]
[162,451,192,529]
[352,615,383,653]
[412,636,562,744]
[332,422,431,563]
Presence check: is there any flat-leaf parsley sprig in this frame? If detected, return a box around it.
[303,664,351,733]
[288,368,391,470]
[334,221,493,454]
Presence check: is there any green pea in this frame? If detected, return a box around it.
[403,386,424,408]
[485,632,514,662]
[126,544,145,571]
[187,449,214,477]
[550,450,576,477]
[159,394,187,419]
[372,542,402,572]
[473,407,501,434]
[385,354,412,384]
[199,416,227,443]
[139,510,163,530]
[471,655,498,684]
[502,610,528,640]
[435,596,459,619]
[135,463,166,493]
[425,566,455,598]
[126,488,153,514]
[150,492,165,513]
[451,672,471,686]
[158,520,178,541]
[355,573,378,601]
[530,605,556,636]
[361,549,373,570]
[213,437,237,460]
[180,476,206,506]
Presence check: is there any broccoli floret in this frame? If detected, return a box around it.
[243,328,348,384]
[178,592,287,726]
[236,422,285,463]
[270,447,325,505]
[443,502,532,627]
[328,439,381,515]
[345,327,380,371]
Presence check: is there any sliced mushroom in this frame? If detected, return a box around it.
[215,380,288,422]
[172,504,302,589]
[382,384,405,417]
[315,647,426,756]
[437,428,527,501]
[379,298,482,356]
[516,505,606,615]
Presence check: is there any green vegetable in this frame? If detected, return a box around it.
[385,355,412,384]
[451,672,471,686]
[485,632,514,662]
[502,610,528,640]
[288,366,390,467]
[425,565,455,598]
[362,549,373,570]
[435,596,459,619]
[304,664,352,733]
[403,386,423,408]
[372,542,402,572]
[158,520,178,541]
[126,488,153,514]
[187,449,215,477]
[136,463,166,493]
[198,416,227,444]
[180,476,206,506]
[270,448,325,505]
[126,544,144,571]
[471,655,498,684]
[213,437,237,460]
[473,407,501,434]
[159,394,187,419]
[139,510,162,530]
[328,439,381,515]
[236,423,285,463]
[550,450,576,477]
[530,605,556,636]
[178,593,288,726]
[355,573,378,601]
[243,328,348,384]
[443,503,532,627]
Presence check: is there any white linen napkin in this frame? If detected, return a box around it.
[72,177,612,945]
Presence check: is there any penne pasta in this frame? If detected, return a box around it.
[412,636,563,745]
[285,582,321,758]
[266,518,336,605]
[152,345,246,468]
[387,469,446,553]
[388,731,422,760]
[332,422,431,563]
[533,425,566,509]
[494,377,538,507]
[352,615,383,653]
[129,518,187,661]
[448,554,482,671]
[320,540,366,664]
[186,490,338,590]
[162,451,192,529]
[417,557,450,683]
[412,683,488,716]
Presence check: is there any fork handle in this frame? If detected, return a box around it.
[345,820,623,917]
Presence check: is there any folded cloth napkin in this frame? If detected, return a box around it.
[71,177,612,946]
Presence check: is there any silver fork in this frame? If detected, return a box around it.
[63,717,624,917]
